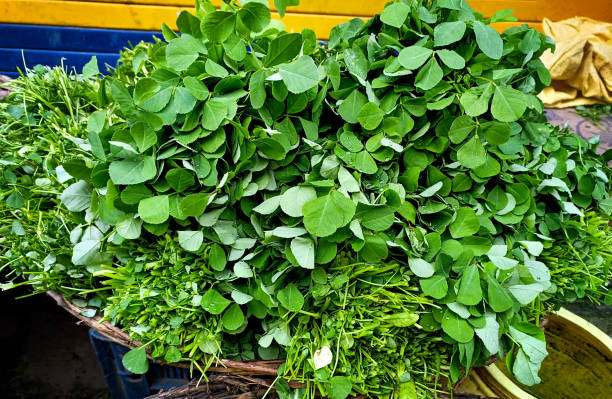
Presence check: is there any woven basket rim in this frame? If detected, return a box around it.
[48,290,510,397]
[46,290,283,377]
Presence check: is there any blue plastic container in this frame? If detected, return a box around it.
[88,329,191,399]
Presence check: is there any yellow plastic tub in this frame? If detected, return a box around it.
[458,308,612,399]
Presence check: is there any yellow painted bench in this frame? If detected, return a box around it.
[1,0,611,38]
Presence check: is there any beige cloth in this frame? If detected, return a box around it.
[538,17,612,108]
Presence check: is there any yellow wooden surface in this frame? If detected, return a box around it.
[64,0,612,21]
[0,0,608,38]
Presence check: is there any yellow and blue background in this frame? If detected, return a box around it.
[0,0,611,77]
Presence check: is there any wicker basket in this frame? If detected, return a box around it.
[48,290,498,399]
[47,291,283,389]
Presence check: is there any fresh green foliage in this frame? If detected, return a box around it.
[2,1,611,398]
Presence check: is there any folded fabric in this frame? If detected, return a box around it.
[538,17,612,108]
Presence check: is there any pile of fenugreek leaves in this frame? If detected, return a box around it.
[1,1,611,398]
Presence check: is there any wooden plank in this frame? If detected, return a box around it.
[63,0,612,22]
[0,48,120,72]
[0,24,160,52]
[62,0,612,22]
[0,1,545,38]
[0,1,353,38]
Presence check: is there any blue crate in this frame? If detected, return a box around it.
[0,24,161,76]
[88,329,191,399]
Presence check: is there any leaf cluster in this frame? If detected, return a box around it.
[1,0,611,397]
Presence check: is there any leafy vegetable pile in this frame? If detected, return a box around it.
[2,1,611,398]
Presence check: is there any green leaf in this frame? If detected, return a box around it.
[72,240,101,266]
[280,186,317,217]
[277,284,304,312]
[164,347,182,363]
[202,288,231,315]
[436,49,465,69]
[339,89,368,124]
[180,193,209,217]
[519,241,544,257]
[166,35,205,71]
[512,348,542,386]
[449,116,476,144]
[166,168,195,192]
[302,191,356,237]
[279,56,321,94]
[457,264,483,305]
[338,167,360,192]
[420,181,443,197]
[233,262,253,278]
[208,243,227,271]
[121,185,152,205]
[385,312,419,327]
[176,10,202,37]
[254,137,287,160]
[138,195,170,224]
[357,102,385,130]
[202,100,227,131]
[599,197,612,215]
[82,56,99,78]
[510,325,548,364]
[473,21,503,59]
[205,59,228,78]
[122,347,149,374]
[249,70,268,109]
[434,21,466,47]
[291,237,315,269]
[408,258,435,278]
[129,122,157,153]
[161,22,179,41]
[222,304,245,330]
[354,151,378,174]
[60,181,92,212]
[253,196,281,215]
[344,48,369,84]
[237,2,271,33]
[361,233,388,262]
[474,313,500,354]
[173,87,197,114]
[398,45,433,70]
[109,156,157,185]
[329,376,353,399]
[485,274,514,312]
[380,2,410,28]
[450,207,480,239]
[442,309,473,343]
[183,76,210,100]
[116,215,143,239]
[178,230,203,252]
[508,284,542,304]
[481,121,511,145]
[491,86,527,122]
[138,87,172,113]
[201,11,236,43]
[414,57,443,90]
[460,84,493,116]
[356,204,394,231]
[420,275,448,299]
[457,136,486,169]
[265,33,302,67]
[274,0,299,17]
